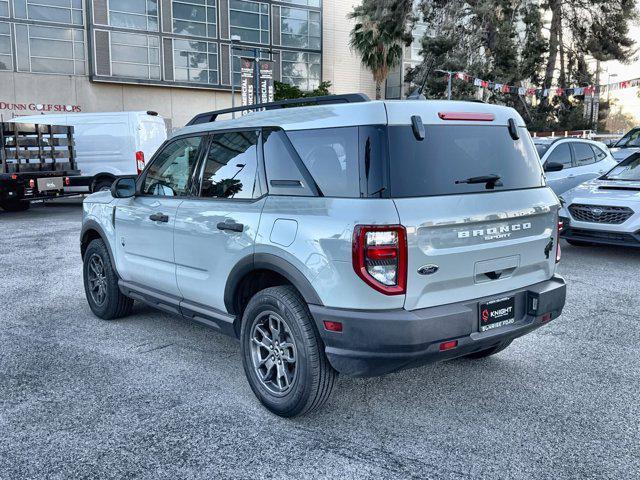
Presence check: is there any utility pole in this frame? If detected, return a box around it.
[592,59,601,132]
[435,69,453,100]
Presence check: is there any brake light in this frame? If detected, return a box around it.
[29,179,35,188]
[353,225,407,295]
[64,177,71,186]
[438,112,495,121]
[556,220,562,263]
[136,151,145,175]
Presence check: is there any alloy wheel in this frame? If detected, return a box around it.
[87,254,108,307]
[249,311,298,395]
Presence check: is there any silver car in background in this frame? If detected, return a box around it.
[608,127,640,163]
[559,152,640,247]
[534,138,618,195]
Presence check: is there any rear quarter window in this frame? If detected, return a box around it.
[388,125,544,197]
[287,127,360,198]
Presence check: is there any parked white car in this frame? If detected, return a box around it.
[534,138,618,195]
[13,111,167,192]
[608,127,640,163]
[559,152,640,248]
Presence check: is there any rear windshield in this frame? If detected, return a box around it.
[387,125,544,197]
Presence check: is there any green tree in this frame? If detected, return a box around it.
[274,81,332,101]
[348,0,414,99]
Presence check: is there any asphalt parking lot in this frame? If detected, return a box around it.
[1,200,639,480]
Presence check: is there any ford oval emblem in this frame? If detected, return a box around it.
[418,264,439,276]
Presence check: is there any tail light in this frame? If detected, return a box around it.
[556,220,562,263]
[135,151,145,175]
[29,179,35,188]
[64,177,71,186]
[353,225,407,295]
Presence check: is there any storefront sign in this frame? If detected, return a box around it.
[240,57,255,113]
[0,102,82,113]
[258,60,275,104]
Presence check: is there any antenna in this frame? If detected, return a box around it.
[407,58,435,100]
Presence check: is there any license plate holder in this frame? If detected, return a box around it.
[479,296,516,332]
[37,177,64,192]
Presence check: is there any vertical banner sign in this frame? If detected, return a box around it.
[240,57,255,114]
[258,60,275,105]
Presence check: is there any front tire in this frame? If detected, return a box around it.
[240,286,337,417]
[83,238,133,320]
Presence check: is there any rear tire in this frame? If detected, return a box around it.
[0,200,30,212]
[83,238,133,320]
[240,285,337,417]
[463,340,512,359]
[92,178,114,193]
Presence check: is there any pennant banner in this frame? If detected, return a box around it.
[448,71,640,98]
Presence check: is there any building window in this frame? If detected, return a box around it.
[231,45,269,85]
[15,24,85,75]
[173,39,218,84]
[229,0,269,44]
[278,0,320,6]
[172,0,217,38]
[281,50,320,90]
[280,6,320,49]
[0,22,11,70]
[110,31,160,80]
[0,1,8,17]
[13,0,84,25]
[109,0,158,32]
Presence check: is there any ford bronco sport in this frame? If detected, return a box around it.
[81,95,566,417]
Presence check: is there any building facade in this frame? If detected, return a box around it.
[0,0,376,128]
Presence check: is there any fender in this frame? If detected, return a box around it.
[224,253,324,314]
[80,219,120,277]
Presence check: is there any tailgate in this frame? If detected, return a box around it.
[394,188,559,310]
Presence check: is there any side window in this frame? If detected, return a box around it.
[200,130,259,199]
[572,142,596,166]
[546,143,572,168]
[591,145,608,162]
[142,136,203,196]
[262,129,314,196]
[287,127,360,198]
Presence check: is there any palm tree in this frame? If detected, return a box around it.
[349,2,409,100]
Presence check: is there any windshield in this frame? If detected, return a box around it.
[535,143,551,157]
[603,154,640,181]
[387,125,544,197]
[614,128,640,148]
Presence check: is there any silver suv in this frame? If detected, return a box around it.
[80,95,567,417]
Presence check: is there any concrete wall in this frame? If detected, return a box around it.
[0,71,238,129]
[322,0,377,99]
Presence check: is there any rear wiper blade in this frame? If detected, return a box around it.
[455,174,503,189]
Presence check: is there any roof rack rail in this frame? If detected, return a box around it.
[185,93,371,126]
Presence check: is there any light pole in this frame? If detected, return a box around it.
[230,35,241,118]
[435,69,453,100]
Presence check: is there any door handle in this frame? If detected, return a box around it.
[149,213,169,223]
[217,221,244,232]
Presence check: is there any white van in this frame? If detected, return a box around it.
[13,111,167,191]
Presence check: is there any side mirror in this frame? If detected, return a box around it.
[110,176,137,198]
[544,162,564,173]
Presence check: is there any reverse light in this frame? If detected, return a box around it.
[353,225,407,295]
[438,112,495,122]
[135,151,145,175]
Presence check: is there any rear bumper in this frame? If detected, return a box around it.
[310,275,566,377]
